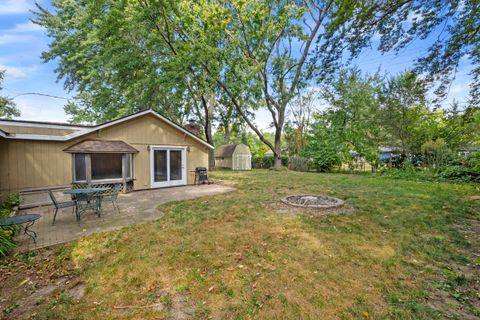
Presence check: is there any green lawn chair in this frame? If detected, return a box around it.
[48,190,76,225]
[102,185,121,213]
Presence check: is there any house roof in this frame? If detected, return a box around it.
[0,109,213,149]
[63,139,139,153]
[215,144,239,158]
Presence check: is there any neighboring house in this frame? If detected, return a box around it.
[215,144,252,170]
[378,146,401,161]
[458,148,478,158]
[0,109,213,199]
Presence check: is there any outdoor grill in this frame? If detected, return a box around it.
[194,167,209,185]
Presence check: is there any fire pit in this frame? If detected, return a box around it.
[281,194,344,209]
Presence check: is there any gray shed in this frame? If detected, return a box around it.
[215,144,252,170]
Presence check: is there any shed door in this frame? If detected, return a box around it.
[150,146,187,188]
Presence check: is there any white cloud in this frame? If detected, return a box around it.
[15,96,69,122]
[0,0,33,15]
[449,83,468,95]
[0,65,28,78]
[0,34,34,45]
[10,21,44,33]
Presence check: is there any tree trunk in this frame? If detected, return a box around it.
[273,110,285,169]
[201,95,216,170]
[224,124,231,144]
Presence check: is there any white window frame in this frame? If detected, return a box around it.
[150,145,187,188]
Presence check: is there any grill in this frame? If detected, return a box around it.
[194,167,209,185]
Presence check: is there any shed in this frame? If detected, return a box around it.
[215,144,252,170]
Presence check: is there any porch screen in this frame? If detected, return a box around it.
[91,153,123,180]
[73,153,132,182]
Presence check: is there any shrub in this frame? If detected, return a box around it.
[303,144,341,172]
[288,156,312,172]
[252,155,288,169]
[436,165,480,182]
[0,194,20,257]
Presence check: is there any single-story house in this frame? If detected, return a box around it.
[378,146,401,161]
[215,144,251,170]
[0,109,213,199]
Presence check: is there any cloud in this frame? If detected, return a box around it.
[0,64,38,79]
[0,34,34,45]
[10,21,45,33]
[0,0,33,15]
[0,65,27,78]
[15,96,70,122]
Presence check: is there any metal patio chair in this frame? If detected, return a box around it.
[48,190,76,225]
[101,185,122,214]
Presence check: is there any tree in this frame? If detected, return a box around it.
[0,70,19,119]
[379,72,428,155]
[284,89,318,156]
[347,0,480,105]
[317,69,384,162]
[37,0,394,168]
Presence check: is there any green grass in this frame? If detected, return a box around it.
[15,170,480,319]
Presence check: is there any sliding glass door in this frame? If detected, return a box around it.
[150,146,187,188]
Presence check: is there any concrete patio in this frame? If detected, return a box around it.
[15,184,235,251]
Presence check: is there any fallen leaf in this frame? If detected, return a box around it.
[208,286,215,293]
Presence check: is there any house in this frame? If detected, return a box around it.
[0,109,213,200]
[215,144,252,170]
[264,149,274,156]
[378,146,401,161]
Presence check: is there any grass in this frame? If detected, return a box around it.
[8,170,480,319]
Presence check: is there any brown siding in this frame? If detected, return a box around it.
[0,114,209,197]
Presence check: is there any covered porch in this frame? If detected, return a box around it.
[15,184,235,251]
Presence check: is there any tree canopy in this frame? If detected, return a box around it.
[0,70,19,119]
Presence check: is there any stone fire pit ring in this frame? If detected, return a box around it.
[281,194,344,209]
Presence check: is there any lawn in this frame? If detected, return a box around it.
[1,170,479,319]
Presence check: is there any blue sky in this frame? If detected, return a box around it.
[0,0,474,128]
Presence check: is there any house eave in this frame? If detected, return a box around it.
[0,110,214,149]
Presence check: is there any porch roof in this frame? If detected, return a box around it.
[63,139,139,154]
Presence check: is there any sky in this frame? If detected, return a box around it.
[0,0,474,130]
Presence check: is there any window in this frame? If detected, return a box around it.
[73,153,133,182]
[74,154,86,182]
[91,154,123,180]
[125,153,132,178]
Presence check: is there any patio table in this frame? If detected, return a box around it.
[0,213,41,243]
[63,188,110,222]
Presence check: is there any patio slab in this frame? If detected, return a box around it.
[15,184,235,251]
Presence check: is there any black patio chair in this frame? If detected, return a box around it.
[48,190,76,225]
[101,185,121,214]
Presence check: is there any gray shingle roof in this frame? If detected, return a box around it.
[215,144,238,158]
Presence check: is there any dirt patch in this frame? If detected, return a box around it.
[0,247,81,320]
[425,216,480,318]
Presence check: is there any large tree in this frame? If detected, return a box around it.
[36,0,390,168]
[348,0,480,105]
[0,70,19,119]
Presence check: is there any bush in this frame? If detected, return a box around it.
[436,165,480,182]
[288,156,312,172]
[303,144,341,172]
[252,155,288,169]
[0,194,20,257]
[379,152,480,183]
